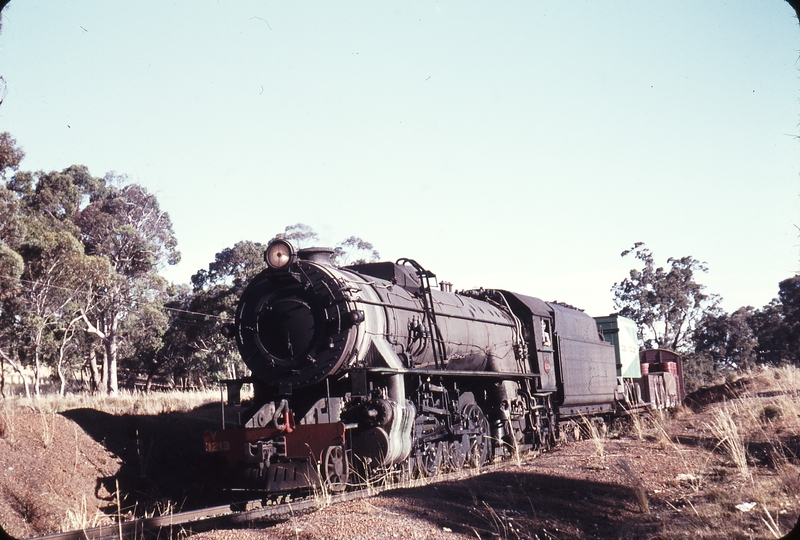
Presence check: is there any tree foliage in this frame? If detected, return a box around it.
[688,275,800,385]
[0,136,180,395]
[691,307,758,371]
[0,158,118,396]
[0,132,24,177]
[612,242,721,351]
[334,236,380,265]
[157,241,269,387]
[75,176,180,393]
[158,226,383,388]
[749,275,800,365]
[271,223,319,248]
[611,240,800,392]
[0,152,389,395]
[0,183,24,300]
[190,241,266,293]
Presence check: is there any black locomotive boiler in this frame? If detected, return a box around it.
[204,239,683,493]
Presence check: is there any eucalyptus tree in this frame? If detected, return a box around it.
[158,241,267,387]
[15,226,104,395]
[776,275,800,364]
[0,132,25,300]
[0,164,109,396]
[0,131,179,394]
[691,307,758,374]
[750,275,800,365]
[333,236,380,266]
[0,132,25,396]
[163,226,382,387]
[0,184,23,299]
[76,176,180,393]
[115,281,170,389]
[190,240,267,293]
[0,133,23,177]
[271,223,319,247]
[612,242,721,352]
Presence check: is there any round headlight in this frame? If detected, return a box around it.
[265,239,296,270]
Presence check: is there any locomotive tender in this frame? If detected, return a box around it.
[204,239,683,493]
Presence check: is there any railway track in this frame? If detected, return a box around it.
[29,491,348,540]
[28,462,497,540]
[26,414,606,540]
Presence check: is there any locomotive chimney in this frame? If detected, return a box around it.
[297,247,335,264]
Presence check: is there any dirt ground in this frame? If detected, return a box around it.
[0,410,120,539]
[0,402,227,539]
[2,374,800,539]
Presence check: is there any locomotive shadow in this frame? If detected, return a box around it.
[378,469,662,538]
[61,402,230,517]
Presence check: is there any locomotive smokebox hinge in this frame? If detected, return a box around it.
[348,310,365,326]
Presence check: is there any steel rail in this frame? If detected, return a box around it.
[26,462,498,540]
[28,493,349,540]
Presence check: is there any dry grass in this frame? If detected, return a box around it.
[706,405,751,480]
[628,407,646,441]
[1,388,219,416]
[0,402,14,444]
[60,495,107,532]
[614,458,650,514]
[37,407,57,448]
[655,365,800,538]
[581,415,607,466]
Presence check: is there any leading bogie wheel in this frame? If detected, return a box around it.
[322,445,349,493]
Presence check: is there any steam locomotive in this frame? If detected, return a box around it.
[204,239,684,493]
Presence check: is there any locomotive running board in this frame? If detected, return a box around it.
[362,367,540,379]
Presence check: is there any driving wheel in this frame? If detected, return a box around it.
[463,403,491,468]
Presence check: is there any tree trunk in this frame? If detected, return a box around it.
[33,351,41,398]
[57,363,66,396]
[107,339,118,394]
[56,332,71,396]
[55,317,81,396]
[2,350,31,400]
[81,312,116,394]
[145,363,158,393]
[87,346,102,394]
[31,325,45,398]
[106,317,119,394]
[13,365,31,400]
[0,352,5,399]
[101,347,109,394]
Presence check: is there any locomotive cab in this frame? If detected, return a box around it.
[497,292,559,394]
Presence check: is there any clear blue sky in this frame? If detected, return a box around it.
[1,1,798,316]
